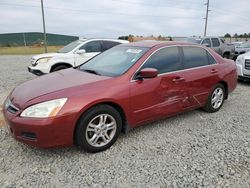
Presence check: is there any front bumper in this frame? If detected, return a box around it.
[28,64,51,76]
[236,63,250,81]
[3,105,76,148]
[28,67,45,76]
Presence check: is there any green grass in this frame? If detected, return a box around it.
[0,46,63,55]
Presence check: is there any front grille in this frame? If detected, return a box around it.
[245,59,250,70]
[21,132,37,140]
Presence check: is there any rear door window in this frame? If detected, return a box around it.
[207,51,217,64]
[182,46,210,69]
[80,41,102,52]
[103,41,120,51]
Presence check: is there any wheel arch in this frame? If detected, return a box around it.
[73,101,130,144]
[223,51,231,57]
[50,62,73,72]
[218,80,228,99]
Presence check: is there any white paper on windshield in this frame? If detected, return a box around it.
[126,49,142,54]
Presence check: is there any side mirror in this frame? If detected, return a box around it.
[202,43,210,47]
[136,68,158,80]
[76,49,86,55]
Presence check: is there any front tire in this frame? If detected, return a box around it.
[203,84,225,113]
[75,105,122,152]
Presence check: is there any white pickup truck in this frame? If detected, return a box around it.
[236,51,250,81]
[28,38,128,75]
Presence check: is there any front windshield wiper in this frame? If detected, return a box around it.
[82,69,101,76]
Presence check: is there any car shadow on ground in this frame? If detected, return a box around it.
[1,109,200,156]
[237,79,250,86]
[39,111,210,153]
[1,92,235,156]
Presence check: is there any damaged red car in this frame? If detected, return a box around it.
[3,41,237,152]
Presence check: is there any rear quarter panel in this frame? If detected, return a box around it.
[221,59,237,93]
[210,48,237,93]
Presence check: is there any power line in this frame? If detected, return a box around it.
[0,2,201,19]
[210,8,250,23]
[110,0,202,8]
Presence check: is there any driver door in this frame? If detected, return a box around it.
[74,40,103,66]
[130,46,187,125]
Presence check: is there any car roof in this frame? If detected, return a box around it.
[79,38,129,43]
[187,36,221,39]
[120,40,199,48]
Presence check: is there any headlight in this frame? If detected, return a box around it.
[20,98,67,118]
[236,55,243,65]
[37,57,52,63]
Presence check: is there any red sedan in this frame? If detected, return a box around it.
[3,41,237,152]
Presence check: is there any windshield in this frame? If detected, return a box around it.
[239,43,250,48]
[185,38,202,44]
[58,40,82,53]
[80,46,149,77]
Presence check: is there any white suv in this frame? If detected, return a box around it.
[28,38,129,75]
[236,51,250,81]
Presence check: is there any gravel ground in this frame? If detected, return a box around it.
[0,55,250,187]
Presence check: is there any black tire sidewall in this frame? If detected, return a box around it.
[75,105,122,152]
[205,84,225,113]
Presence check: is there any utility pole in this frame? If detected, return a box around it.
[23,33,27,47]
[204,0,210,37]
[41,0,47,53]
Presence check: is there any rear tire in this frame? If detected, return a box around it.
[75,105,122,153]
[203,83,225,113]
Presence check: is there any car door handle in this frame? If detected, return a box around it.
[211,69,218,74]
[172,77,185,83]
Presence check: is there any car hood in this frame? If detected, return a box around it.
[10,68,110,108]
[32,52,64,60]
[235,47,250,52]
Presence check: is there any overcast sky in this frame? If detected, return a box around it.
[0,0,249,37]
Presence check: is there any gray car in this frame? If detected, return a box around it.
[186,37,235,59]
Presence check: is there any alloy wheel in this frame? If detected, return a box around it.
[211,88,224,109]
[85,114,117,147]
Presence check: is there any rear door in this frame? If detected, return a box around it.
[130,46,187,124]
[180,46,220,109]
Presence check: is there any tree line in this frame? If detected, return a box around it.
[224,33,250,38]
